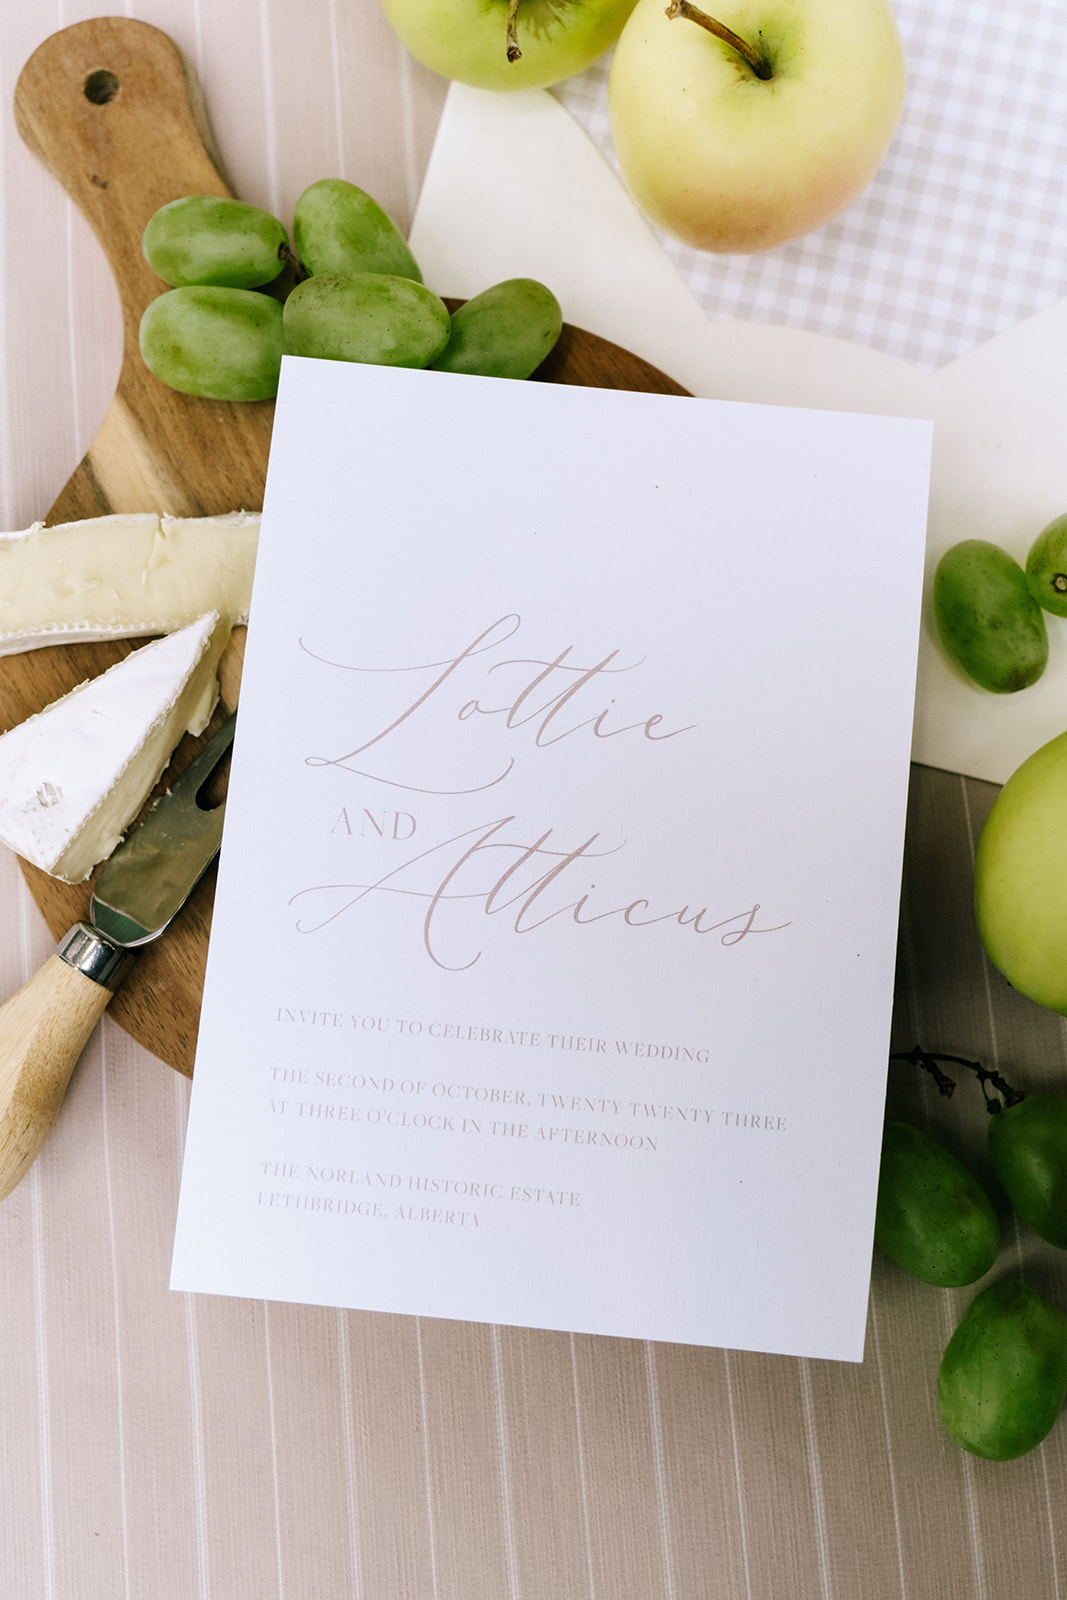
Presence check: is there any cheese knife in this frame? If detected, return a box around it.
[0,711,235,1201]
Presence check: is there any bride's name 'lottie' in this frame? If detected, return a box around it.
[301,612,695,795]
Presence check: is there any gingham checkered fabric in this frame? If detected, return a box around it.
[555,0,1067,370]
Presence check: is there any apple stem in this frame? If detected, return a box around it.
[506,0,522,62]
[665,0,772,79]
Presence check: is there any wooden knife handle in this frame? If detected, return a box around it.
[0,952,120,1201]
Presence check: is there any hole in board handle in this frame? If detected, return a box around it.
[83,70,120,105]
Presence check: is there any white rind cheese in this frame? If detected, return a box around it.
[0,611,228,883]
[0,511,259,655]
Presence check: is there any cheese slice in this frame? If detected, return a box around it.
[0,611,228,882]
[0,511,259,655]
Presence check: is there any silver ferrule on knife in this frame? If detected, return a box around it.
[56,922,136,991]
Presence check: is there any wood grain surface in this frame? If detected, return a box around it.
[3,17,688,1076]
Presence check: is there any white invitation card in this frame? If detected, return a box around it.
[171,357,931,1361]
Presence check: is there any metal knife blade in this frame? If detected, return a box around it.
[90,710,235,947]
[0,710,235,1201]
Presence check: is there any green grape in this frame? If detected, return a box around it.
[143,195,289,288]
[1025,512,1067,617]
[988,1093,1067,1248]
[429,279,563,379]
[938,1278,1067,1460]
[933,539,1048,693]
[140,287,284,401]
[292,178,422,282]
[282,273,450,368]
[874,1121,999,1287]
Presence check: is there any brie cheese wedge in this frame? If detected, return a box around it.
[0,511,259,655]
[0,611,228,882]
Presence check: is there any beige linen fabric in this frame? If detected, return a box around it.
[2,4,1066,1597]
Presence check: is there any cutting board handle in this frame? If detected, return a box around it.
[14,18,233,365]
[12,18,275,522]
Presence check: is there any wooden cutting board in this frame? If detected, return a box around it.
[4,16,688,1077]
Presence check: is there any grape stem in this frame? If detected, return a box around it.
[506,0,522,62]
[889,1045,1027,1114]
[279,242,310,284]
[665,0,773,79]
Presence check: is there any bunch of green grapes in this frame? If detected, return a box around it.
[932,512,1067,694]
[876,1051,1067,1460]
[139,180,563,401]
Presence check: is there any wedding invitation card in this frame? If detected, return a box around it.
[171,357,931,1361]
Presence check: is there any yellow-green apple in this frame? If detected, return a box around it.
[974,729,1067,1015]
[378,0,639,91]
[608,0,906,253]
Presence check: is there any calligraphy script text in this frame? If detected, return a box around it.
[290,814,789,970]
[301,614,694,795]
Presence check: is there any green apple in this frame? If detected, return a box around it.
[608,0,906,253]
[1025,511,1067,618]
[975,729,1067,1015]
[378,0,639,91]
